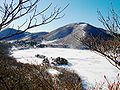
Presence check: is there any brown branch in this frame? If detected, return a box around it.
[73,32,120,70]
[0,0,69,40]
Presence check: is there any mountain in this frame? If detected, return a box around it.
[0,28,30,40]
[0,28,48,41]
[21,32,48,41]
[44,23,75,41]
[42,23,112,49]
[0,23,113,49]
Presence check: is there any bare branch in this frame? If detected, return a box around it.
[0,0,69,40]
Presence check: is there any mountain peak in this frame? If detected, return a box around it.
[42,22,112,49]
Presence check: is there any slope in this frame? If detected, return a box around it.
[43,23,112,49]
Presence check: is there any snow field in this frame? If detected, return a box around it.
[12,47,119,88]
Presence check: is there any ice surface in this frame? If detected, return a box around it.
[12,47,119,88]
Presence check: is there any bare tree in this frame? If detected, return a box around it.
[78,6,120,70]
[0,1,83,90]
[81,36,120,69]
[0,0,69,40]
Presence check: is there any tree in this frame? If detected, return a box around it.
[0,1,83,90]
[80,6,120,70]
[0,0,69,40]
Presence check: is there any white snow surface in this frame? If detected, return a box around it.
[41,40,58,44]
[12,47,119,88]
[47,68,61,76]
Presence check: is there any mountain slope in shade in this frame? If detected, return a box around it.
[0,28,30,40]
[21,32,48,41]
[0,28,48,41]
[43,23,112,49]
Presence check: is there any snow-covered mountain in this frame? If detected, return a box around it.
[42,23,112,49]
[21,32,48,41]
[0,28,48,41]
[0,23,112,49]
[0,28,30,40]
[43,23,75,41]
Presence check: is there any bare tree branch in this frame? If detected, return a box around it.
[0,0,69,40]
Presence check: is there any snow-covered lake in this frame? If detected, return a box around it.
[12,47,119,88]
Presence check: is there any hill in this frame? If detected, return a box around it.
[0,28,48,41]
[0,28,30,40]
[0,23,113,49]
[42,23,112,49]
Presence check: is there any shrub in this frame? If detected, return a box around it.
[42,58,50,66]
[0,53,82,90]
[53,57,68,65]
[0,42,82,90]
[35,54,46,58]
[0,42,12,55]
[90,74,120,90]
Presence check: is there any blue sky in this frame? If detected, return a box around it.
[32,0,120,32]
[1,0,120,32]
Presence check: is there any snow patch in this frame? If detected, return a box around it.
[47,68,61,76]
[41,40,58,44]
[80,24,87,27]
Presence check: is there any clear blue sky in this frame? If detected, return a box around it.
[2,0,120,32]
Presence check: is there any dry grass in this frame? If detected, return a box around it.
[88,74,120,90]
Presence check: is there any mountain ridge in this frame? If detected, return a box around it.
[0,22,113,49]
[0,28,48,41]
[42,23,112,49]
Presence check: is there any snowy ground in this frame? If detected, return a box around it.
[12,47,119,89]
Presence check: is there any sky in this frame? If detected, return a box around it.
[1,0,120,32]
